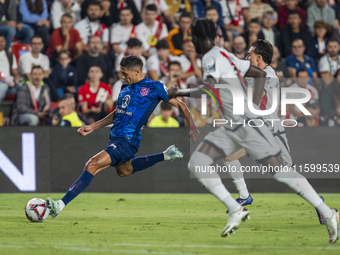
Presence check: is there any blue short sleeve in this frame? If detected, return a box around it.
[285,55,295,68]
[155,82,171,102]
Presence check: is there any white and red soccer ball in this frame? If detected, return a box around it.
[25,198,50,222]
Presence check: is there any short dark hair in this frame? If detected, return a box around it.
[61,13,73,21]
[205,5,218,15]
[30,35,43,43]
[89,65,103,72]
[296,68,309,77]
[179,12,191,21]
[327,39,340,46]
[145,4,157,12]
[291,38,304,47]
[88,1,102,10]
[191,18,216,41]
[31,65,44,73]
[156,39,169,50]
[251,39,273,65]
[249,18,261,25]
[288,9,300,17]
[120,7,132,14]
[168,61,181,70]
[120,55,143,71]
[160,102,173,111]
[126,38,142,48]
[58,50,71,58]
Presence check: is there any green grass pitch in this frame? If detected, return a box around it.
[0,193,339,255]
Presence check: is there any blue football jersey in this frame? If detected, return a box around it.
[109,77,170,148]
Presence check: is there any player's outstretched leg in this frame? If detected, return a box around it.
[266,155,339,243]
[47,150,112,218]
[130,145,183,174]
[188,147,249,237]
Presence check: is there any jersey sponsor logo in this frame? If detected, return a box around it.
[122,95,131,108]
[140,87,150,96]
[203,57,216,73]
[117,108,133,116]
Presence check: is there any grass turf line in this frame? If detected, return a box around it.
[0,193,339,255]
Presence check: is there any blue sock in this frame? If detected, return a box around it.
[61,171,94,206]
[131,153,164,174]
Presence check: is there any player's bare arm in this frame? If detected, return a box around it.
[245,65,266,105]
[168,98,200,143]
[77,108,117,136]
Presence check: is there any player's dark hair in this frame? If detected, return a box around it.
[126,38,142,48]
[145,4,157,12]
[288,9,300,17]
[88,1,102,10]
[249,18,261,25]
[61,13,73,21]
[156,39,169,50]
[179,12,191,21]
[120,7,132,14]
[296,68,309,77]
[31,65,44,73]
[191,18,216,41]
[160,102,173,111]
[120,55,143,71]
[168,61,181,69]
[204,5,218,15]
[251,39,273,65]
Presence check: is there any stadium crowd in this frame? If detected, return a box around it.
[0,0,340,127]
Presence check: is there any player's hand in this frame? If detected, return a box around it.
[77,125,94,136]
[167,86,178,98]
[189,128,200,143]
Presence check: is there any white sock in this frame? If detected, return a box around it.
[273,171,333,219]
[58,200,65,211]
[224,160,249,199]
[188,151,241,213]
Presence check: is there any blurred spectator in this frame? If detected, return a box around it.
[53,94,82,127]
[162,61,187,89]
[51,50,77,97]
[109,0,142,26]
[307,0,336,33]
[148,101,180,127]
[111,7,136,55]
[177,40,202,83]
[280,10,311,58]
[77,66,113,123]
[286,68,319,119]
[19,36,49,79]
[318,39,340,76]
[205,6,231,51]
[19,0,50,51]
[285,39,317,78]
[0,35,19,106]
[168,12,192,56]
[0,0,34,49]
[241,18,264,49]
[147,40,178,81]
[190,98,220,127]
[143,0,176,28]
[219,0,250,37]
[262,11,280,50]
[132,0,142,12]
[277,0,306,31]
[249,0,276,21]
[50,0,81,29]
[115,38,147,76]
[76,36,114,86]
[270,46,290,78]
[297,100,325,127]
[333,0,340,26]
[166,0,192,23]
[136,4,168,58]
[310,20,329,64]
[233,35,247,59]
[11,66,52,126]
[320,69,340,117]
[46,13,83,63]
[326,101,340,127]
[192,0,224,27]
[74,1,109,54]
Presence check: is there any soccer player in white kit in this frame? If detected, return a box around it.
[168,19,339,243]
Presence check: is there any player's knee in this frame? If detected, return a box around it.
[84,158,100,175]
[116,166,133,177]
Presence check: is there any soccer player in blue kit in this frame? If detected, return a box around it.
[47,55,200,218]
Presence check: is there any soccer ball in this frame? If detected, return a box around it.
[25,198,50,222]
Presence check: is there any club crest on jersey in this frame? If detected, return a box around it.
[122,95,131,108]
[140,87,150,96]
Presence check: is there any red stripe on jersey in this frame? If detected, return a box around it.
[260,94,268,110]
